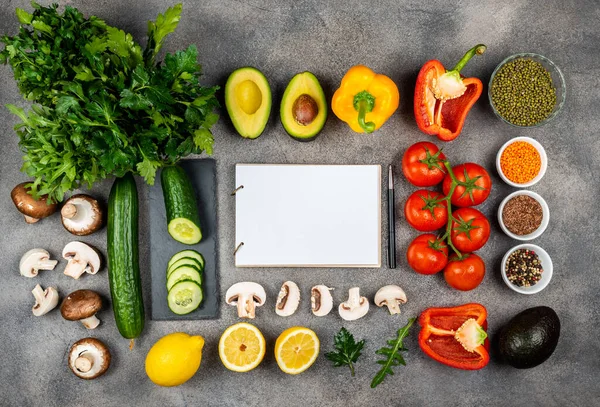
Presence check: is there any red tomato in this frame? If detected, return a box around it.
[402,142,447,187]
[450,208,490,252]
[442,163,491,207]
[404,190,448,232]
[406,234,448,275]
[443,253,486,291]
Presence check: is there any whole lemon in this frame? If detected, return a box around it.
[145,332,204,387]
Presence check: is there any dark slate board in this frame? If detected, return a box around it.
[149,159,219,320]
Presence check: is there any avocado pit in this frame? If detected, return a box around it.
[292,94,319,126]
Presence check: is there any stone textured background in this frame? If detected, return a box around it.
[1,1,599,406]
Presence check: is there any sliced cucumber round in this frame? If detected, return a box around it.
[167,280,203,315]
[167,257,203,277]
[167,250,205,271]
[168,218,202,245]
[167,266,202,291]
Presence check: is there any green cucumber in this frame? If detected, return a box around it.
[167,257,204,277]
[107,173,144,339]
[167,250,205,271]
[161,166,202,244]
[167,266,202,291]
[167,280,203,315]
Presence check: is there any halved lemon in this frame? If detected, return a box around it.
[219,322,266,372]
[274,326,320,374]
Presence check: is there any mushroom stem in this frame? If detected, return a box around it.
[74,352,94,373]
[347,287,361,307]
[24,215,39,224]
[38,259,59,271]
[386,301,402,315]
[64,260,87,279]
[32,284,46,304]
[61,203,78,219]
[80,315,100,329]
[240,298,256,319]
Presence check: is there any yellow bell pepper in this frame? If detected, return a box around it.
[332,65,400,133]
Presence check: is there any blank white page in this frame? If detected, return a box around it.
[235,164,381,267]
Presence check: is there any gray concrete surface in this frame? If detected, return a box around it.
[1,1,599,406]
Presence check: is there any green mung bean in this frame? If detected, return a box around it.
[491,58,557,126]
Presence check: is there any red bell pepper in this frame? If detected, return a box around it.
[418,303,490,370]
[414,45,486,142]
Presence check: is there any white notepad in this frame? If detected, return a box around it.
[235,164,381,267]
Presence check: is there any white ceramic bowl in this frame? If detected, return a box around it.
[497,190,549,240]
[501,243,553,294]
[496,136,548,188]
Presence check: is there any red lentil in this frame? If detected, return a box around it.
[500,141,541,184]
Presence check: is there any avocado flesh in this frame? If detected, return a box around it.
[280,71,327,141]
[498,306,560,369]
[225,67,272,139]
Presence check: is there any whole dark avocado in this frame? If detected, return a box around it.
[498,306,560,369]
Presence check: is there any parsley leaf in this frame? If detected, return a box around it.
[371,318,415,389]
[1,2,219,202]
[325,327,365,377]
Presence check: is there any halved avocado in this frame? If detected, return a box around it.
[225,67,272,139]
[280,72,327,141]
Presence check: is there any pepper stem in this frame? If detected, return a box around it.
[451,44,487,73]
[353,91,376,133]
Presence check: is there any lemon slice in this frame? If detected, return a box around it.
[274,326,320,374]
[219,322,266,372]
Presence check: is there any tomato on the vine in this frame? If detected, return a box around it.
[406,234,448,275]
[402,141,447,187]
[442,163,491,207]
[450,208,490,252]
[404,190,447,232]
[443,253,486,291]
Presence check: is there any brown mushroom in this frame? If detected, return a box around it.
[61,194,104,235]
[61,290,102,329]
[68,337,111,379]
[11,183,58,223]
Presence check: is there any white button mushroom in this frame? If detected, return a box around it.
[60,289,102,329]
[275,281,300,317]
[31,284,59,316]
[19,249,58,278]
[225,282,266,319]
[311,285,334,317]
[68,337,111,380]
[374,285,407,315]
[61,194,104,236]
[338,287,369,321]
[62,242,101,279]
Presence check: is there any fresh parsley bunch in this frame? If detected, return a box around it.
[1,2,219,202]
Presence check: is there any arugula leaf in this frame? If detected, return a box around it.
[371,318,415,389]
[325,327,365,377]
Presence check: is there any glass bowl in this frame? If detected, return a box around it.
[488,53,566,127]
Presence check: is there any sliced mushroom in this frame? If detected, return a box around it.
[338,287,369,321]
[11,183,58,223]
[19,249,58,278]
[225,282,266,319]
[61,289,102,329]
[374,285,407,315]
[31,284,59,316]
[68,337,111,379]
[275,281,300,317]
[311,285,334,316]
[61,194,104,236]
[62,242,101,279]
